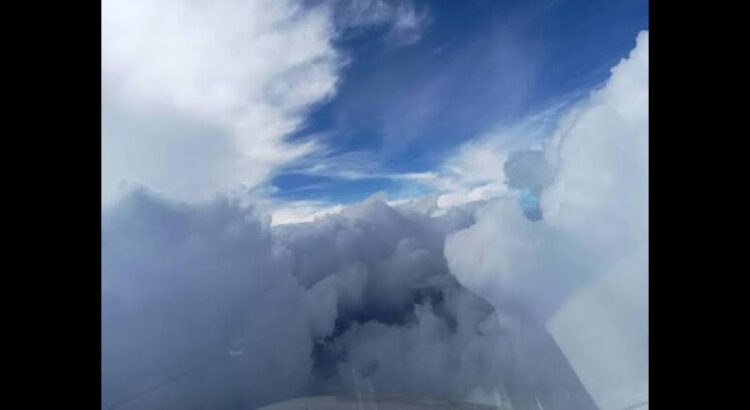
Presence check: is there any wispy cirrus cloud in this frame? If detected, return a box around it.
[332,0,430,46]
[273,97,570,216]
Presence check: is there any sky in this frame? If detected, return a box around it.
[101,1,648,408]
[102,0,648,224]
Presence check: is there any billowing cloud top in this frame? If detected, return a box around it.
[103,190,513,408]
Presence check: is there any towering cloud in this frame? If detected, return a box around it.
[445,31,649,409]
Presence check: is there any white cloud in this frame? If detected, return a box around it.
[445,29,648,319]
[270,201,346,226]
[402,105,565,210]
[444,31,649,409]
[333,0,429,45]
[267,95,566,215]
[102,0,340,204]
[102,190,509,408]
[102,189,320,408]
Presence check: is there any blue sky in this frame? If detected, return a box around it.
[271,0,648,204]
[101,0,648,223]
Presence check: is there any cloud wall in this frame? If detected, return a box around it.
[445,30,649,409]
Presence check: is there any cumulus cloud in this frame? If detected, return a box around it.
[102,189,521,409]
[102,189,318,409]
[445,31,649,409]
[101,0,340,203]
[103,172,626,409]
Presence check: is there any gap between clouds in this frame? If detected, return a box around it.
[102,0,427,206]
